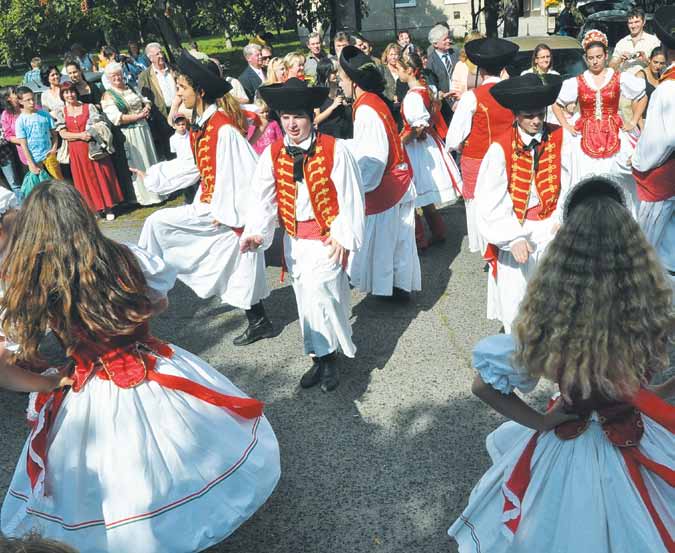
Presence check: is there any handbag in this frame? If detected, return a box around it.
[56,138,70,164]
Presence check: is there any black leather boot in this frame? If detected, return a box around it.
[300,357,322,388]
[233,302,275,346]
[319,352,339,393]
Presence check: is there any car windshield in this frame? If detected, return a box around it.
[506,48,586,80]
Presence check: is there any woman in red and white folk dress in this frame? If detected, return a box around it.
[0,182,280,553]
[553,30,647,216]
[448,176,675,553]
[396,53,462,250]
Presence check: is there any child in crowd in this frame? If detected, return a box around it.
[14,86,62,180]
[0,181,280,553]
[448,176,675,553]
[168,113,192,160]
[22,57,42,88]
[249,97,282,154]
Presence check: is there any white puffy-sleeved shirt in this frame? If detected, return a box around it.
[243,134,365,252]
[445,76,502,152]
[401,89,431,129]
[345,104,389,193]
[633,63,675,172]
[556,69,646,106]
[473,334,539,395]
[126,243,177,298]
[143,104,259,227]
[475,126,572,250]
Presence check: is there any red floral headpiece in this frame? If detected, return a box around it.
[582,30,609,50]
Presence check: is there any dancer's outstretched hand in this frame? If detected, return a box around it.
[240,235,263,253]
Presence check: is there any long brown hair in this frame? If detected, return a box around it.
[1,181,154,363]
[513,190,673,401]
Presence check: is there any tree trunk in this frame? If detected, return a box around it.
[502,0,519,37]
[484,0,499,37]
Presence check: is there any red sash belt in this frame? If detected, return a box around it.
[26,332,264,493]
[460,156,482,200]
[501,389,675,550]
[365,165,412,216]
[633,154,675,202]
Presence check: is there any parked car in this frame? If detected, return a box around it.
[504,35,586,80]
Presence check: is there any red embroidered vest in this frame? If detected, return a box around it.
[462,83,514,159]
[494,123,564,223]
[270,133,340,238]
[353,92,412,215]
[575,71,622,159]
[189,110,234,204]
[633,66,675,202]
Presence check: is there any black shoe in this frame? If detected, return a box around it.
[233,317,275,346]
[483,263,490,273]
[320,353,339,393]
[300,358,323,388]
[391,287,411,302]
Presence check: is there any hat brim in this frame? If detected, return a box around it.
[176,50,232,98]
[339,46,385,93]
[258,83,329,112]
[654,6,675,49]
[465,38,519,71]
[490,73,563,112]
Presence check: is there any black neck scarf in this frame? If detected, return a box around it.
[285,134,317,182]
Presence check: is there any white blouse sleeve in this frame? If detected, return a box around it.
[474,143,529,249]
[556,77,578,106]
[101,93,123,126]
[144,157,200,195]
[344,105,388,193]
[328,140,365,252]
[402,92,430,128]
[240,145,280,250]
[211,124,260,227]
[619,71,646,101]
[126,243,177,298]
[633,81,675,171]
[445,90,476,151]
[473,334,539,395]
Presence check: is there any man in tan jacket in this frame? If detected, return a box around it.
[138,42,176,160]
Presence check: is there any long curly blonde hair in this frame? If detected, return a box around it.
[1,181,154,364]
[513,192,673,402]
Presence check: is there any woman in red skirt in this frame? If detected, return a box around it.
[56,81,123,220]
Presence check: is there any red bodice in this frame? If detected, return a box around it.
[575,71,623,159]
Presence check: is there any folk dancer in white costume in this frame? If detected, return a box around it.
[552,30,647,216]
[0,182,280,553]
[137,50,274,345]
[633,5,675,285]
[449,176,675,553]
[241,79,365,392]
[476,73,573,333]
[446,38,519,254]
[339,46,421,300]
[396,51,462,251]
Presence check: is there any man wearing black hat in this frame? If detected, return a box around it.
[633,4,675,281]
[138,50,274,346]
[338,45,421,300]
[240,78,365,392]
[446,38,518,255]
[474,73,573,333]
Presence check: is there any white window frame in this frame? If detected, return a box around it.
[395,0,416,8]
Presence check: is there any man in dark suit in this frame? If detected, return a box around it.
[426,24,459,123]
[238,43,265,102]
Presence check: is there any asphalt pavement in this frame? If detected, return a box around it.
[0,202,618,552]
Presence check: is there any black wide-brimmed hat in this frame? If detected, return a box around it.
[563,175,627,219]
[654,5,675,50]
[176,49,232,98]
[258,78,329,112]
[465,38,519,72]
[339,45,385,93]
[490,72,563,112]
